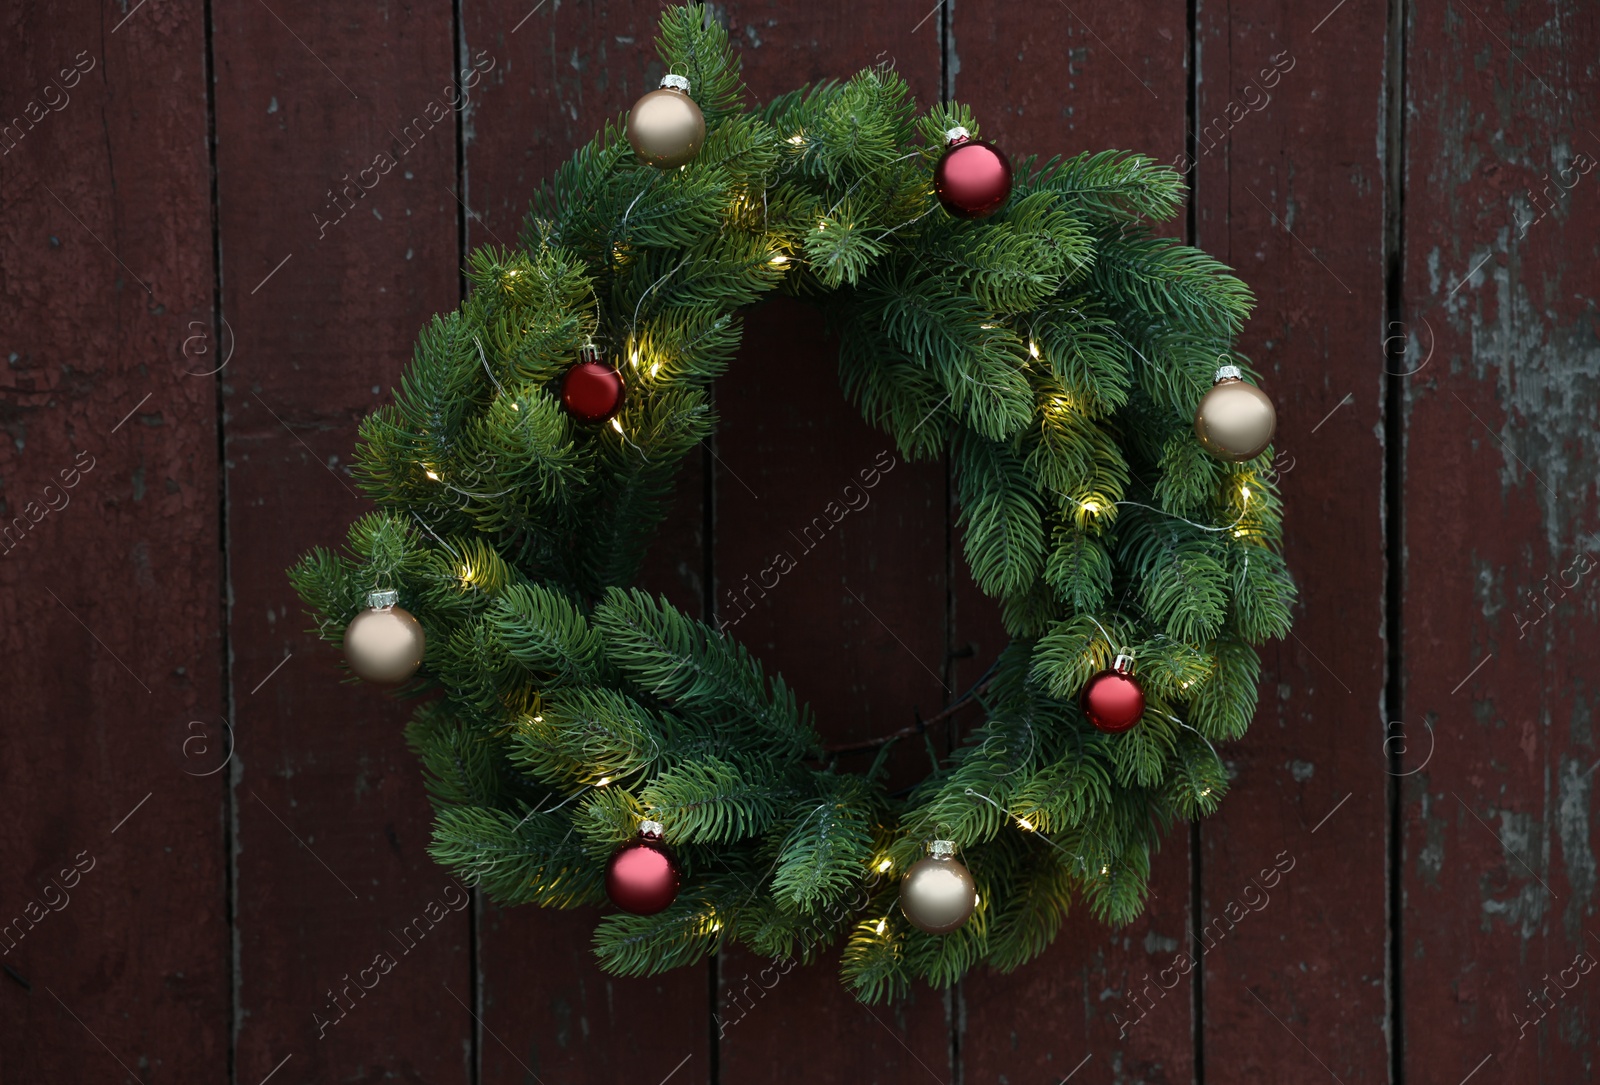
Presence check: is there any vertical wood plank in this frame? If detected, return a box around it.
[710,4,948,1081]
[1401,3,1600,1081]
[0,1,227,1080]
[951,3,1198,1080]
[1193,1,1391,1081]
[212,1,470,1079]
[462,3,715,1081]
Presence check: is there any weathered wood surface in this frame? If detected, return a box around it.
[211,0,471,1080]
[1194,1,1393,1082]
[1401,2,1600,1082]
[0,1,229,1082]
[4,1,1597,1082]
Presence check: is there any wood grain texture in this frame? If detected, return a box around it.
[0,0,228,1081]
[462,3,714,1082]
[1193,1,1392,1081]
[7,0,1599,1080]
[211,0,471,1079]
[1401,3,1600,1081]
[951,2,1199,1081]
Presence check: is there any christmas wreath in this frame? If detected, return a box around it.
[288,3,1293,1002]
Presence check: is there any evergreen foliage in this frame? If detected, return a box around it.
[288,3,1294,1001]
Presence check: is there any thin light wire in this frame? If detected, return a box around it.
[962,787,1090,868]
[630,255,691,335]
[409,510,463,561]
[473,335,505,396]
[1113,497,1248,534]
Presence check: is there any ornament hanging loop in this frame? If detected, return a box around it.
[1111,651,1136,675]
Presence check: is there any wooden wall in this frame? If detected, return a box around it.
[2,0,1595,1081]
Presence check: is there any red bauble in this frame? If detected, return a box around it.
[605,823,681,915]
[933,127,1013,219]
[1081,654,1145,733]
[560,356,626,423]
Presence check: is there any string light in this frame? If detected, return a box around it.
[631,350,641,367]
[597,776,612,787]
[1240,485,1253,501]
[875,857,893,873]
[1199,787,1212,797]
[611,418,624,434]
[874,918,887,935]
[1081,500,1101,514]
[1016,815,1036,831]
[509,403,519,411]
[1028,340,1041,358]
[769,254,789,265]
[787,133,806,145]
[1100,864,1110,876]
[423,466,441,481]
[650,362,661,377]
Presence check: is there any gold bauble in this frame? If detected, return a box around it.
[1194,369,1277,462]
[343,591,426,684]
[626,77,705,169]
[898,843,977,935]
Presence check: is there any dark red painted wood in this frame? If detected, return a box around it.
[1402,3,1600,1081]
[462,3,713,1082]
[7,1,1599,1081]
[0,1,228,1081]
[953,4,1197,1080]
[1194,2,1391,1081]
[212,1,470,1080]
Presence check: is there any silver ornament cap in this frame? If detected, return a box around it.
[899,840,977,934]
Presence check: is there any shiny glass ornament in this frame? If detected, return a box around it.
[899,840,977,934]
[626,74,705,169]
[560,348,626,423]
[933,126,1012,219]
[343,589,426,684]
[606,820,681,915]
[1081,652,1145,734]
[1195,364,1277,462]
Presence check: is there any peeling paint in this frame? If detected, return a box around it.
[1555,756,1596,930]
